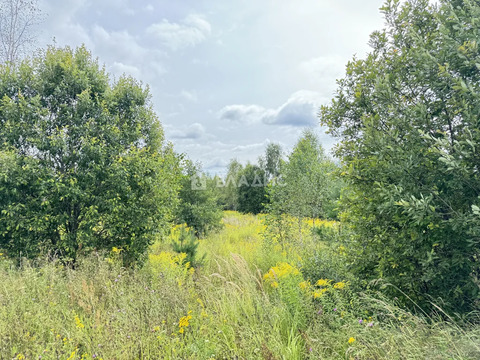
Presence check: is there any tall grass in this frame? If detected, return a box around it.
[0,212,479,359]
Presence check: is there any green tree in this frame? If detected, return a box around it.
[218,159,243,211]
[320,0,480,312]
[176,160,223,237]
[237,163,266,214]
[259,143,283,181]
[266,130,340,242]
[0,46,181,265]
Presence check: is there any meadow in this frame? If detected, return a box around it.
[0,211,479,359]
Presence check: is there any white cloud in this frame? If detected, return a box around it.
[180,90,199,103]
[268,90,323,126]
[169,123,206,139]
[298,55,346,88]
[146,14,211,51]
[110,61,141,78]
[218,90,325,127]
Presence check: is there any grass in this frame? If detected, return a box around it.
[0,211,479,359]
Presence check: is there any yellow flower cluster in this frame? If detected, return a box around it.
[316,279,330,287]
[74,314,84,329]
[178,311,193,334]
[297,278,348,299]
[111,247,123,254]
[263,262,300,288]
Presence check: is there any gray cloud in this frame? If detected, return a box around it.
[217,104,275,125]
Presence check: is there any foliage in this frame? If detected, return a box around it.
[176,160,223,237]
[0,46,181,265]
[237,163,267,214]
[320,0,480,313]
[258,142,283,181]
[170,224,204,267]
[265,130,342,244]
[217,159,243,211]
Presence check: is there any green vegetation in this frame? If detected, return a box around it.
[0,46,181,265]
[321,0,480,312]
[1,0,480,358]
[1,212,478,359]
[175,160,223,237]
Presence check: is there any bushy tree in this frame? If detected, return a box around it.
[176,160,223,237]
[0,46,181,265]
[321,0,480,312]
[259,143,283,181]
[268,130,340,220]
[237,163,267,214]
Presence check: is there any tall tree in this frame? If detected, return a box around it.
[176,160,223,237]
[321,0,480,312]
[0,46,181,264]
[0,0,42,63]
[237,163,267,214]
[219,159,243,211]
[267,130,339,231]
[259,143,283,181]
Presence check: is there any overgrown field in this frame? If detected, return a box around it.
[0,211,479,359]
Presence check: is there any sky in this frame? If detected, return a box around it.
[37,0,386,175]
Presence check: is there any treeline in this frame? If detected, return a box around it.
[213,131,342,219]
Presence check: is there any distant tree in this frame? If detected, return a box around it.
[237,163,267,214]
[0,46,181,265]
[320,0,480,312]
[176,160,223,237]
[259,143,283,181]
[218,159,243,211]
[0,0,42,63]
[269,130,338,219]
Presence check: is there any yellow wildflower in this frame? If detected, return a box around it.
[333,281,346,290]
[271,281,279,288]
[111,247,122,254]
[313,288,328,298]
[299,280,310,290]
[178,311,193,333]
[74,314,84,329]
[66,349,78,360]
[316,279,330,287]
[348,337,356,344]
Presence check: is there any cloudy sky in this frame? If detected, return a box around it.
[37,0,385,174]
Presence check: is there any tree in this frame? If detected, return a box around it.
[218,159,243,211]
[266,130,340,240]
[176,160,223,237]
[259,143,283,181]
[320,0,480,312]
[237,163,267,214]
[0,0,42,63]
[0,46,181,265]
